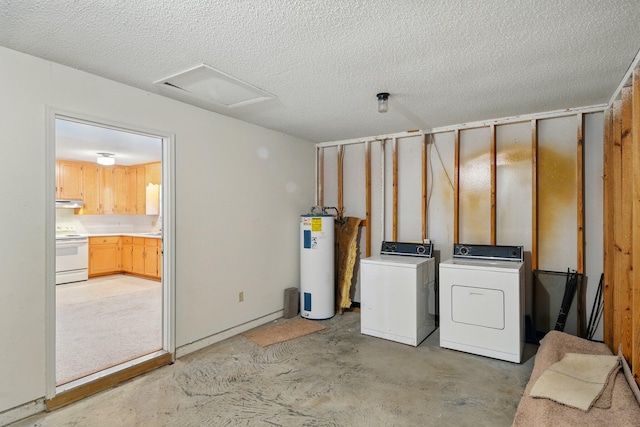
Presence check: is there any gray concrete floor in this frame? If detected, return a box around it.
[12,312,536,426]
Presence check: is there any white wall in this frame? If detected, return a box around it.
[0,46,315,414]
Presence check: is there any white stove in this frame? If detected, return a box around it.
[56,225,88,284]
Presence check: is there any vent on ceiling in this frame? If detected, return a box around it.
[155,64,274,109]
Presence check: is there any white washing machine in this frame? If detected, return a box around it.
[360,242,437,347]
[439,244,525,363]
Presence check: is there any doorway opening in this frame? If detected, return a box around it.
[47,112,174,408]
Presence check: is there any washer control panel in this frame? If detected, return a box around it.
[381,241,433,258]
[453,244,523,262]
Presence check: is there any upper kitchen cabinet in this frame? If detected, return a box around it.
[79,164,99,214]
[146,162,161,186]
[55,160,84,200]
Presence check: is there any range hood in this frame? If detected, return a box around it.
[56,199,84,209]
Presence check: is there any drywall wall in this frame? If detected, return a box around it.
[0,46,315,414]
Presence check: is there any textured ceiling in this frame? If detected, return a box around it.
[1,1,639,143]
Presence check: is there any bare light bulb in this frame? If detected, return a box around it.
[377,92,389,113]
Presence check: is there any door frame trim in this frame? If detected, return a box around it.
[45,107,176,400]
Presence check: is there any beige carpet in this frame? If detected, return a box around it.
[56,275,162,385]
[530,352,620,410]
[243,318,325,347]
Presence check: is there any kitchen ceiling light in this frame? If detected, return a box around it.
[97,152,115,166]
[377,92,389,113]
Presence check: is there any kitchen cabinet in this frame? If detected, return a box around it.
[113,166,128,214]
[146,162,161,186]
[70,161,161,216]
[79,164,100,214]
[121,236,133,272]
[56,160,84,200]
[89,236,121,277]
[125,166,147,214]
[130,237,161,280]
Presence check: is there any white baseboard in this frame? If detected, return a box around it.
[0,398,45,426]
[175,310,283,358]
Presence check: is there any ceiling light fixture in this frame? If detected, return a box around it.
[376,92,389,113]
[97,152,115,166]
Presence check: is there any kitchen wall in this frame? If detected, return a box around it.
[56,209,160,234]
[0,45,315,418]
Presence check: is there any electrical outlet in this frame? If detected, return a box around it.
[239,291,244,302]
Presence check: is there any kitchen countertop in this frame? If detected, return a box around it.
[87,233,162,239]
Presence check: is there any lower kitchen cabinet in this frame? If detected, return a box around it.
[89,236,121,277]
[90,235,161,280]
[129,237,161,280]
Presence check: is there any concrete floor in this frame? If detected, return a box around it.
[11,312,536,426]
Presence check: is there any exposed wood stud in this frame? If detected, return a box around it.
[454,129,460,244]
[422,133,428,242]
[531,120,539,270]
[392,137,398,241]
[620,88,633,359]
[317,147,324,206]
[603,107,614,349]
[631,67,640,382]
[365,140,372,258]
[611,99,624,353]
[490,125,497,245]
[337,145,344,217]
[576,113,586,337]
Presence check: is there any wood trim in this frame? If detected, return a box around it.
[490,125,497,245]
[392,137,398,241]
[531,120,539,270]
[46,352,173,411]
[576,113,586,337]
[603,107,614,349]
[317,147,324,206]
[422,134,428,241]
[365,141,372,258]
[453,129,460,244]
[631,68,640,382]
[337,145,344,217]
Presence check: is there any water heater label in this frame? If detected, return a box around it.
[303,230,311,248]
[302,217,311,226]
[311,218,322,232]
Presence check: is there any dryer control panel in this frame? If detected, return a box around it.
[453,244,523,262]
[381,241,433,258]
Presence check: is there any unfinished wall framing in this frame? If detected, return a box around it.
[603,67,640,384]
[318,107,603,338]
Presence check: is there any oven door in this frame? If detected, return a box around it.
[56,238,89,284]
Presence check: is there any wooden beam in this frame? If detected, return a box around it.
[337,145,344,217]
[317,147,324,206]
[531,120,539,270]
[365,141,372,258]
[603,107,614,349]
[392,137,398,241]
[490,125,497,245]
[576,113,586,338]
[611,98,624,353]
[631,67,640,383]
[620,87,633,360]
[454,130,460,244]
[422,133,428,242]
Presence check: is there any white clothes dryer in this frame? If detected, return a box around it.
[439,244,525,363]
